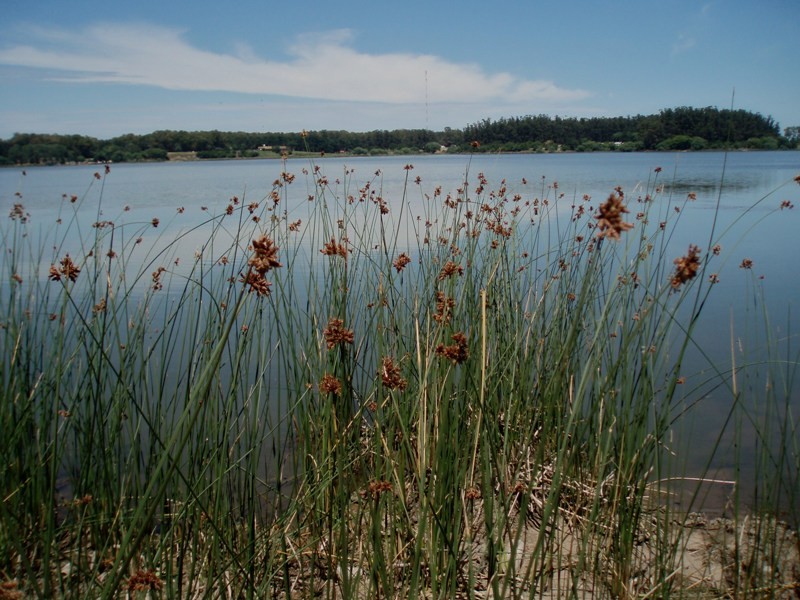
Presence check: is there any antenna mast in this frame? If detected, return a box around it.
[425,70,429,130]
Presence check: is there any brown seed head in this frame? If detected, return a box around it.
[670,245,701,289]
[241,270,272,297]
[465,486,481,500]
[323,318,354,350]
[127,570,163,593]
[249,235,282,274]
[49,255,80,283]
[433,291,455,324]
[9,203,28,222]
[379,356,407,390]
[393,252,412,273]
[435,332,469,364]
[151,266,166,291]
[438,260,464,281]
[319,373,342,396]
[320,238,348,260]
[594,191,634,240]
[365,480,393,498]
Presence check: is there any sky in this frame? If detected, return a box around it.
[1,0,798,139]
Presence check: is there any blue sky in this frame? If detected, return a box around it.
[1,0,798,139]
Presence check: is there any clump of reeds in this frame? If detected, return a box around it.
[0,158,797,599]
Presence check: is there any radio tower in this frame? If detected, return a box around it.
[425,70,429,130]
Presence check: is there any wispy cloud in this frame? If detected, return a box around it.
[671,33,696,56]
[0,23,590,106]
[671,3,715,57]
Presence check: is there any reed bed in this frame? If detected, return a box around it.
[1,156,798,599]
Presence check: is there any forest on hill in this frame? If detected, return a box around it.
[1,106,796,165]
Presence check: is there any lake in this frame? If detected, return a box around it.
[2,150,799,507]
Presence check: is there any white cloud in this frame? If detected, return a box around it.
[0,23,590,106]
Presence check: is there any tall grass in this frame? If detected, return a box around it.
[1,157,798,598]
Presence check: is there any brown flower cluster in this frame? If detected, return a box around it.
[242,235,281,297]
[319,373,342,396]
[249,236,282,273]
[71,494,93,507]
[241,270,272,296]
[739,258,753,269]
[433,291,454,324]
[321,237,348,260]
[670,245,701,289]
[364,479,393,499]
[489,222,513,238]
[594,190,634,240]
[379,356,407,390]
[127,570,163,593]
[323,318,354,350]
[9,203,29,223]
[393,252,411,273]
[0,579,24,600]
[48,255,80,283]
[438,260,464,281]
[152,266,166,291]
[465,486,481,500]
[435,332,469,364]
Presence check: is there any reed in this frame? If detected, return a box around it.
[0,156,797,598]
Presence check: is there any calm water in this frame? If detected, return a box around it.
[3,151,799,498]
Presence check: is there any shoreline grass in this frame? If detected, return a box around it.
[1,156,798,598]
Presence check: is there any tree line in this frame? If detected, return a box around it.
[1,106,795,165]
[463,107,791,152]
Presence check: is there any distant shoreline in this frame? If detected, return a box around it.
[3,147,797,169]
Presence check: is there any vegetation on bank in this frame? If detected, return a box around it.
[1,106,797,166]
[1,150,798,597]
